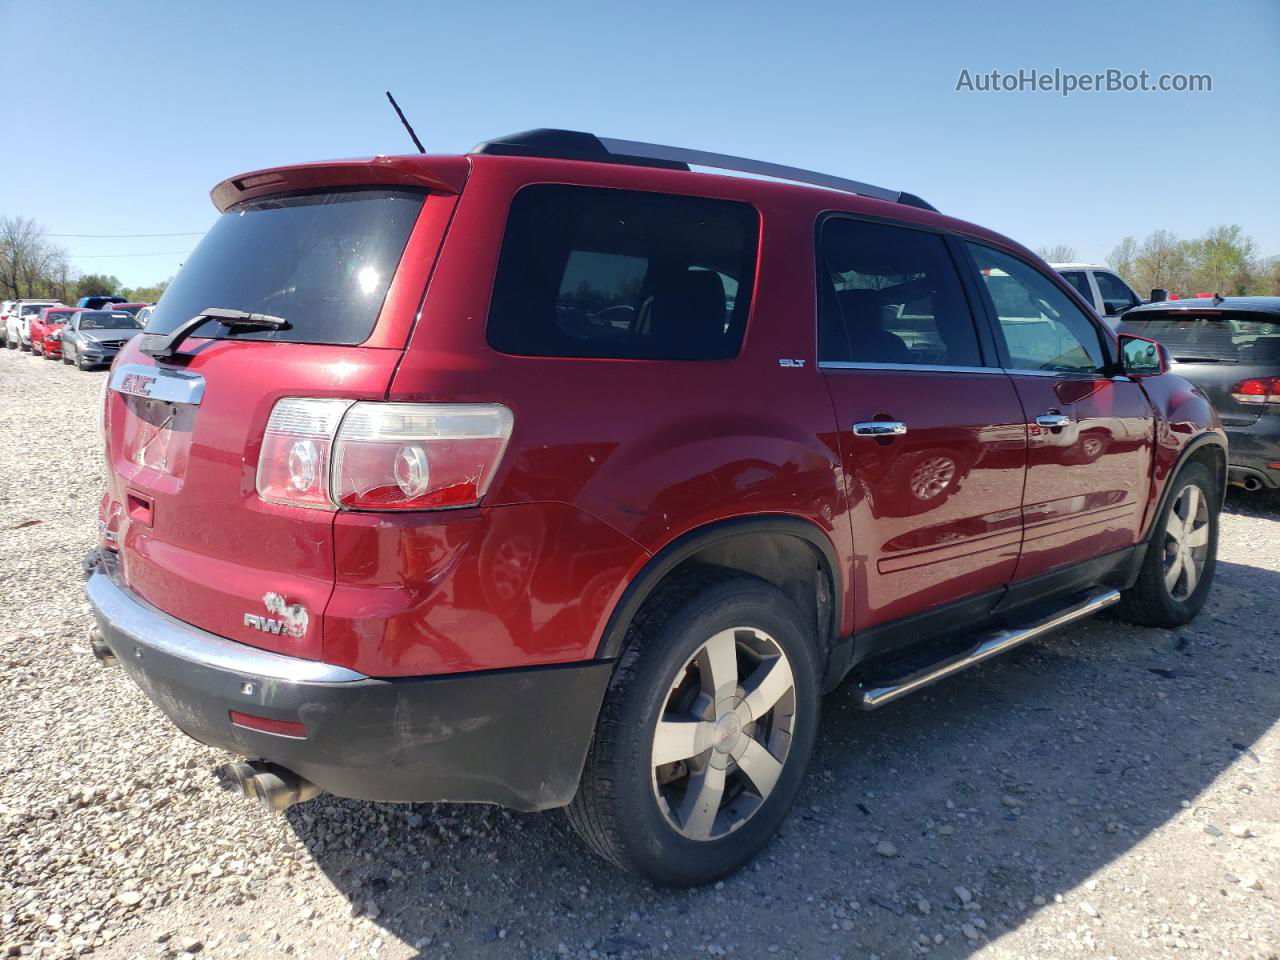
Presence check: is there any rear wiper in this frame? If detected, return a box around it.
[139,307,290,360]
[1171,355,1237,364]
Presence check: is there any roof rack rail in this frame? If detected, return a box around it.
[470,129,938,212]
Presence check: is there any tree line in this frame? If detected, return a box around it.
[1,215,170,304]
[1037,224,1280,298]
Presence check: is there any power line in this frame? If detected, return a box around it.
[48,231,204,238]
[71,250,192,259]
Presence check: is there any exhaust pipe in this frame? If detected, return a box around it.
[88,626,118,667]
[214,761,322,813]
[1241,475,1264,492]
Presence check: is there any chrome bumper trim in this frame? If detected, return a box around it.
[85,571,367,684]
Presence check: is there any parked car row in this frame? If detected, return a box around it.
[0,298,147,369]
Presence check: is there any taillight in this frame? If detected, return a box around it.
[255,399,513,511]
[1229,377,1280,405]
[256,399,352,508]
[333,403,514,510]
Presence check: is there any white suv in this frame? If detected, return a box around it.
[1051,263,1147,323]
[4,299,62,350]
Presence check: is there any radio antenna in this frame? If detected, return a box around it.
[385,91,426,154]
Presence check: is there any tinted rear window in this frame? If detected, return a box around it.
[144,188,425,345]
[487,185,758,360]
[1118,312,1280,363]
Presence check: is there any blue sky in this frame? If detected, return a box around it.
[3,0,1277,287]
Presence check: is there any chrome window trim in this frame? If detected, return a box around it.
[818,361,1113,379]
[86,572,368,684]
[818,361,1007,375]
[999,367,1108,379]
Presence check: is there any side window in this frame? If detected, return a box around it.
[1094,271,1139,315]
[1059,270,1093,304]
[967,243,1107,374]
[818,219,984,367]
[487,185,758,360]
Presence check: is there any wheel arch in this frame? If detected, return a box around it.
[1148,433,1227,540]
[595,515,843,667]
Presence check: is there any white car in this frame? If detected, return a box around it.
[0,301,14,345]
[4,299,62,350]
[1051,263,1146,323]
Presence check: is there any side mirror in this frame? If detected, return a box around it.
[1149,288,1168,303]
[1119,334,1169,377]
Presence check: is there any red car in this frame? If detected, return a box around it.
[30,306,82,359]
[84,130,1226,886]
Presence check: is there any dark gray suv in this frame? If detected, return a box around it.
[1119,296,1280,492]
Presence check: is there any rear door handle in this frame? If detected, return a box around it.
[853,421,908,437]
[1035,413,1072,429]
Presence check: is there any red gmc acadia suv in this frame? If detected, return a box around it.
[84,130,1226,886]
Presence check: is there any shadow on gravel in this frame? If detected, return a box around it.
[284,555,1280,959]
[1224,485,1280,520]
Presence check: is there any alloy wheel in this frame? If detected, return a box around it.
[1163,484,1210,601]
[651,626,796,841]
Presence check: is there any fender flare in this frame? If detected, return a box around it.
[1147,432,1228,540]
[593,514,843,660]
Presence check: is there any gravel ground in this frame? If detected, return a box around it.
[1,344,1277,960]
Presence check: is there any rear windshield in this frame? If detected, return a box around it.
[80,312,140,330]
[20,304,52,316]
[143,188,425,345]
[1118,312,1280,363]
[487,185,759,360]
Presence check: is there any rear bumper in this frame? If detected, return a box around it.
[84,557,612,811]
[1225,419,1280,489]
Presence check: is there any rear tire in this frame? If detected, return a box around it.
[1116,461,1218,628]
[567,568,821,886]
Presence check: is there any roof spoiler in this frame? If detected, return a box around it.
[210,156,470,212]
[471,129,937,212]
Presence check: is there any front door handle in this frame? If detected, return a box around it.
[853,421,908,437]
[1036,413,1072,429]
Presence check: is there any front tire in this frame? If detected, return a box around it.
[1116,461,1218,628]
[567,569,821,886]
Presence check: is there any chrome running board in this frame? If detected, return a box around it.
[858,587,1120,709]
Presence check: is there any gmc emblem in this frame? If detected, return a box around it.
[118,373,156,397]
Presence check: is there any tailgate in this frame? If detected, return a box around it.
[97,180,460,660]
[104,343,402,660]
